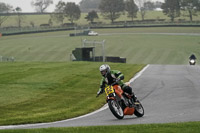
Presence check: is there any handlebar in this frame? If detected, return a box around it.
[111,81,119,86]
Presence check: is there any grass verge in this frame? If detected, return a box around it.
[0,122,200,133]
[0,62,145,125]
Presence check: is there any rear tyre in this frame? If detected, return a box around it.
[134,101,144,117]
[108,100,124,119]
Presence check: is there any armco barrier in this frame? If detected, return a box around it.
[1,24,200,36]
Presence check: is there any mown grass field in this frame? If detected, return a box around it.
[0,27,200,64]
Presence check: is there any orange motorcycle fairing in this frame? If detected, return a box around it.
[113,85,123,98]
[124,107,135,115]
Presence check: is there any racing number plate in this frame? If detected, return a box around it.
[105,86,114,96]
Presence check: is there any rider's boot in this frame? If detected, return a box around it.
[131,93,139,105]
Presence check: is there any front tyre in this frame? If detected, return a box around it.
[108,100,124,119]
[134,101,144,117]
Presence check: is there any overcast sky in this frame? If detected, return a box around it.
[0,0,164,12]
[0,0,81,12]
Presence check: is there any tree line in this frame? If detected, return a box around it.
[1,0,200,28]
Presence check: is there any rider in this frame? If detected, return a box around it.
[97,64,138,103]
[189,54,197,60]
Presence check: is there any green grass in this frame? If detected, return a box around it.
[0,62,145,125]
[0,27,200,64]
[0,122,200,133]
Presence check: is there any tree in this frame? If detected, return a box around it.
[15,7,24,28]
[64,2,81,24]
[161,0,181,22]
[125,0,138,21]
[31,0,53,13]
[30,21,35,27]
[85,10,99,23]
[144,1,155,11]
[154,1,163,9]
[0,2,13,27]
[51,1,66,25]
[48,18,53,26]
[135,0,148,21]
[79,0,101,12]
[99,0,125,23]
[180,0,200,21]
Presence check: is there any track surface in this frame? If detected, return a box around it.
[1,65,200,129]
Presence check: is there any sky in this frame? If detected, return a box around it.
[0,0,164,12]
[0,0,81,12]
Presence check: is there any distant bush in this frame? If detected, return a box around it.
[40,24,50,27]
[62,23,76,27]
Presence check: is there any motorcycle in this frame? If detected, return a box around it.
[97,82,144,119]
[189,59,196,65]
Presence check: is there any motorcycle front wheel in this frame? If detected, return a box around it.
[134,101,144,117]
[108,99,124,119]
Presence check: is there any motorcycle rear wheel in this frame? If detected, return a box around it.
[108,100,124,119]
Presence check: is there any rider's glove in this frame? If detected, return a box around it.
[97,90,101,95]
[97,89,103,96]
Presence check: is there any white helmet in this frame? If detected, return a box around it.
[99,64,110,77]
